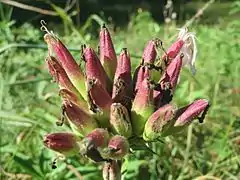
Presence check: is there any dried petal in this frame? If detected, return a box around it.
[99,24,117,81]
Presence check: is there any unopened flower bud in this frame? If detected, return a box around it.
[174,99,210,127]
[162,28,197,74]
[133,66,150,93]
[46,56,82,97]
[110,103,132,138]
[87,78,112,127]
[142,38,161,64]
[99,24,117,81]
[154,54,183,107]
[112,48,132,108]
[84,47,109,90]
[63,100,98,137]
[101,135,129,160]
[44,34,87,99]
[43,132,80,156]
[79,128,110,162]
[103,160,121,180]
[131,78,154,136]
[59,89,88,111]
[143,104,176,141]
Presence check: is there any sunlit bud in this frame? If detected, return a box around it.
[112,48,132,108]
[84,47,108,90]
[101,135,129,160]
[162,28,197,74]
[131,78,154,136]
[174,99,210,127]
[59,89,88,111]
[87,78,112,127]
[143,104,176,141]
[103,160,121,180]
[79,128,110,162]
[44,34,87,99]
[63,100,98,137]
[43,132,80,156]
[99,24,117,81]
[110,103,132,138]
[133,66,150,93]
[142,38,161,64]
[46,56,82,96]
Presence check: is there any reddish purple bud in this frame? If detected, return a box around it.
[154,54,183,107]
[43,132,80,156]
[143,104,176,141]
[59,89,88,111]
[79,128,110,162]
[46,56,81,96]
[99,24,117,81]
[103,160,121,180]
[84,47,108,90]
[87,78,112,127]
[101,135,129,160]
[44,34,86,100]
[133,66,150,93]
[112,48,132,108]
[162,39,184,63]
[131,78,154,136]
[63,100,98,136]
[174,99,210,127]
[142,38,161,64]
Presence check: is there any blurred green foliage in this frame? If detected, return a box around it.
[0,1,240,180]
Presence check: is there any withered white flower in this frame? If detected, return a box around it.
[178,28,197,75]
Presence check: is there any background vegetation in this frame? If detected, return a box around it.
[0,0,239,179]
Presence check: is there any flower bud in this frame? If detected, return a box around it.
[63,100,98,137]
[103,160,121,180]
[131,78,154,136]
[44,34,87,99]
[87,78,112,127]
[59,89,88,111]
[101,135,129,160]
[162,28,197,74]
[142,38,161,64]
[79,128,110,162]
[154,54,183,107]
[174,99,210,127]
[143,104,176,141]
[84,47,109,90]
[99,24,117,82]
[110,103,132,138]
[43,132,80,156]
[112,48,132,108]
[133,66,150,93]
[46,56,82,97]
